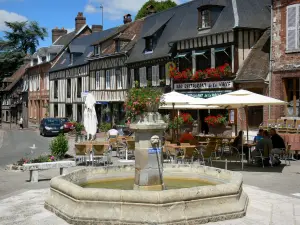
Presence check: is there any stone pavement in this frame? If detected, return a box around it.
[0,184,299,225]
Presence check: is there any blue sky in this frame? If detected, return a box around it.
[0,0,189,48]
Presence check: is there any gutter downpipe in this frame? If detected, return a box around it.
[269,5,273,119]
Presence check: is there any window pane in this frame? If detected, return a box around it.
[106,70,110,89]
[201,10,210,28]
[95,71,100,90]
[146,67,152,81]
[116,69,122,89]
[159,65,165,80]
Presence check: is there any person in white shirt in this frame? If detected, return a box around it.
[107,125,119,139]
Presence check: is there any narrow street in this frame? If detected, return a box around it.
[0,128,52,167]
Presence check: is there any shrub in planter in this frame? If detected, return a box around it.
[49,134,68,159]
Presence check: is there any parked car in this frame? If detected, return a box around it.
[40,118,64,136]
[59,117,75,132]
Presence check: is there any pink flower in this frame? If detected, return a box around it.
[50,156,55,161]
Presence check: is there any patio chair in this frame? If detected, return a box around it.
[253,145,272,168]
[93,144,106,165]
[75,144,87,165]
[176,147,196,164]
[198,141,217,166]
[126,140,135,159]
[227,145,245,163]
[286,119,296,133]
[276,119,286,133]
[268,119,276,128]
[282,144,292,165]
[163,144,174,163]
[295,120,300,133]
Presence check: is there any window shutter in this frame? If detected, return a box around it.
[100,70,105,89]
[111,69,116,89]
[165,64,170,85]
[130,69,134,88]
[140,67,147,87]
[122,67,127,89]
[152,65,159,86]
[287,5,298,50]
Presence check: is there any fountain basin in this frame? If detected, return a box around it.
[45,164,248,225]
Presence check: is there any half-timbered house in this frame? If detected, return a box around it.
[48,27,118,122]
[127,0,271,131]
[26,12,93,125]
[0,62,29,126]
[88,15,144,125]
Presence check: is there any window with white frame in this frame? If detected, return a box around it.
[95,71,100,90]
[105,70,111,89]
[286,4,300,51]
[116,68,122,89]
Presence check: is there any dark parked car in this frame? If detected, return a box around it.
[40,118,64,136]
[59,117,75,132]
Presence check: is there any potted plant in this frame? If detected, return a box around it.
[204,114,229,135]
[124,86,164,121]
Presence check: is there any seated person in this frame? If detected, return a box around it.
[107,125,119,139]
[179,129,195,143]
[233,130,249,160]
[270,128,286,154]
[252,130,273,158]
[254,129,264,143]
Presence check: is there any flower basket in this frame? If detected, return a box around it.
[205,114,230,135]
[124,86,164,121]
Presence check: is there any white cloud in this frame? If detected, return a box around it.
[66,28,74,33]
[0,10,27,31]
[84,0,189,20]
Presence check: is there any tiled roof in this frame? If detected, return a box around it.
[127,0,271,64]
[235,29,270,82]
[2,63,29,92]
[100,19,144,56]
[49,27,118,72]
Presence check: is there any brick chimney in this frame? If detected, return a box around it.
[146,5,156,15]
[75,12,86,32]
[52,27,68,43]
[92,25,103,32]
[123,14,132,24]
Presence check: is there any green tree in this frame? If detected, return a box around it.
[0,21,47,54]
[135,0,177,20]
[0,21,47,79]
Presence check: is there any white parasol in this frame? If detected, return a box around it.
[83,93,98,140]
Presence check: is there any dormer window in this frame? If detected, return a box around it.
[94,45,100,55]
[33,58,38,65]
[41,56,46,62]
[198,9,211,29]
[145,38,153,53]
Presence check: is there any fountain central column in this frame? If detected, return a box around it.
[130,112,167,191]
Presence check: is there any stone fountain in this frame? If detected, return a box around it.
[44,111,248,224]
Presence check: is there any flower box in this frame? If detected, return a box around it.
[170,64,233,82]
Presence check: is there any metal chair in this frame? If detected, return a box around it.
[198,141,217,166]
[176,147,195,164]
[93,144,106,165]
[74,144,87,165]
[126,140,135,159]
